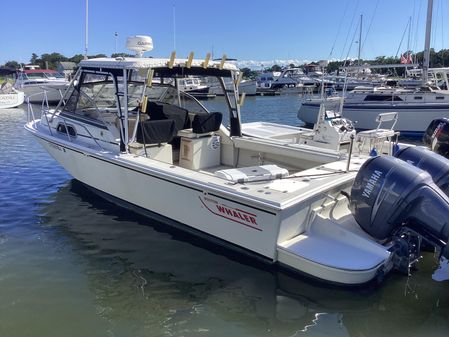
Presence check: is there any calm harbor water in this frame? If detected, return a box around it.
[1,96,448,337]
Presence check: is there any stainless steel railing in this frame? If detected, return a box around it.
[26,90,106,152]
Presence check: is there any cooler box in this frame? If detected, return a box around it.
[179,135,221,170]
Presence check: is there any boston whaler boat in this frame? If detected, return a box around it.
[25,36,449,285]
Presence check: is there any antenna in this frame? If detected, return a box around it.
[172,3,176,50]
[84,0,88,60]
[115,32,118,54]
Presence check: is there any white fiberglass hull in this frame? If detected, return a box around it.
[18,82,68,103]
[0,91,25,108]
[209,80,257,96]
[27,120,392,285]
[299,101,449,136]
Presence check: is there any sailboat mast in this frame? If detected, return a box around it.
[407,16,412,61]
[84,0,89,60]
[358,14,363,67]
[422,0,433,85]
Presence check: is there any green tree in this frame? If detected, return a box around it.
[3,60,20,69]
[68,54,84,63]
[30,53,39,65]
[111,53,135,58]
[240,67,258,79]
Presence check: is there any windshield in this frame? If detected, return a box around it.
[26,72,65,79]
[44,72,65,79]
[148,85,209,114]
[61,71,218,121]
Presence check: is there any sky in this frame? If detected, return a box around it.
[1,0,448,68]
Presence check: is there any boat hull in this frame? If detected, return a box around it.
[298,102,449,136]
[18,83,68,103]
[32,133,281,260]
[26,121,392,285]
[0,91,25,108]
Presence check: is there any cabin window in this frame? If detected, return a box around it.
[414,96,423,100]
[436,96,445,100]
[364,95,403,101]
[56,123,77,137]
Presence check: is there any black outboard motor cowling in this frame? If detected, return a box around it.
[394,146,449,196]
[350,156,449,259]
[423,118,449,158]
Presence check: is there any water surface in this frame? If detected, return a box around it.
[0,99,448,337]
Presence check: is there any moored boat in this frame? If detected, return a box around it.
[15,68,69,103]
[0,68,25,108]
[25,41,449,285]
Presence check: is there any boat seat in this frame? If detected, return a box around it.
[192,112,222,134]
[136,119,177,145]
[147,101,190,131]
[215,165,289,183]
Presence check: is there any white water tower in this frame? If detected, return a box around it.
[126,35,154,57]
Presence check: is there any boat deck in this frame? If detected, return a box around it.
[121,151,365,210]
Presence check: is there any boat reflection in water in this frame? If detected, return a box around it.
[40,180,449,337]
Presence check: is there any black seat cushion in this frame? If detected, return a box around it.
[147,101,190,131]
[136,119,177,144]
[192,112,223,134]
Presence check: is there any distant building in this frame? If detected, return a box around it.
[304,62,321,74]
[24,64,40,70]
[57,61,77,79]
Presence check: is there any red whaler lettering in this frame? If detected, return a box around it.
[216,205,258,226]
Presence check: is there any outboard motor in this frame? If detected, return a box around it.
[394,146,449,196]
[350,156,449,264]
[423,118,449,158]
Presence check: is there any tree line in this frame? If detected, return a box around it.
[3,49,449,77]
[1,52,134,70]
[327,49,449,76]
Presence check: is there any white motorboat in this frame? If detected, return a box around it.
[270,67,318,93]
[25,43,449,285]
[0,68,25,108]
[208,78,257,96]
[15,69,69,103]
[177,77,210,95]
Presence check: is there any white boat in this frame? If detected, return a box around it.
[270,67,318,92]
[208,78,257,96]
[298,85,449,136]
[177,77,210,95]
[25,45,449,285]
[15,69,69,103]
[0,68,25,108]
[256,71,280,89]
